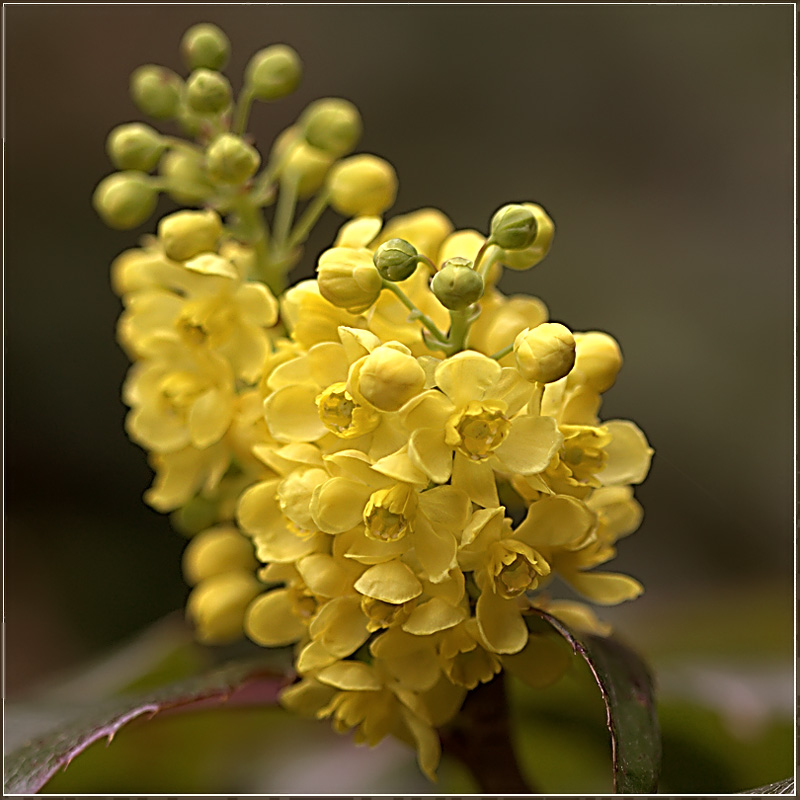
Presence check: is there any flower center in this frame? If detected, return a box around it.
[362,485,417,542]
[498,555,537,598]
[453,405,510,460]
[316,382,379,438]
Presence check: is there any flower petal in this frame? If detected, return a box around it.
[409,428,452,484]
[562,570,644,606]
[402,597,467,635]
[311,477,372,533]
[476,589,528,654]
[435,350,502,406]
[515,494,596,548]
[493,414,562,475]
[451,453,498,508]
[317,660,382,691]
[354,561,423,603]
[597,420,654,485]
[264,385,328,442]
[245,588,306,646]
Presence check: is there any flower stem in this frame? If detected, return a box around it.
[381,280,447,343]
[440,673,533,793]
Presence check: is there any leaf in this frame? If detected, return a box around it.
[4,658,292,795]
[528,610,661,793]
[741,778,795,795]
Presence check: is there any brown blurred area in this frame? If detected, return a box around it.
[4,6,794,694]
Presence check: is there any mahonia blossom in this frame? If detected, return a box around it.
[98,24,653,782]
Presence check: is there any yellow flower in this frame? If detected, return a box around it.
[402,351,562,507]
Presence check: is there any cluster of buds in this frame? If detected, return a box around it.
[99,25,653,782]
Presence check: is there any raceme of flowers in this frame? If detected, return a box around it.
[98,24,654,781]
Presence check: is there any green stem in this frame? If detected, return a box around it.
[478,244,502,281]
[271,175,299,262]
[440,673,533,792]
[381,280,447,342]
[447,308,471,354]
[252,142,298,205]
[490,342,514,361]
[163,136,204,156]
[287,190,331,250]
[473,239,493,272]
[232,86,255,136]
[232,194,277,292]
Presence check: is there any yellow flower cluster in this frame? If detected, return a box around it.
[101,24,653,783]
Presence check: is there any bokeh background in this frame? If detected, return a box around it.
[5,4,794,793]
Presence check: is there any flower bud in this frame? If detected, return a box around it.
[106,123,165,172]
[299,98,362,157]
[186,570,261,644]
[206,133,261,184]
[185,68,232,114]
[181,23,230,71]
[170,495,218,535]
[357,345,426,412]
[327,155,397,216]
[572,331,622,392]
[183,525,256,585]
[92,171,158,229]
[500,204,555,270]
[373,238,419,282]
[514,323,576,384]
[316,247,383,313]
[431,258,484,310]
[281,140,334,198]
[159,149,213,204]
[130,65,182,119]
[490,203,538,250]
[245,44,302,101]
[158,209,223,262]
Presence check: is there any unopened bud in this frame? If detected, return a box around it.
[490,204,538,250]
[373,238,419,282]
[317,247,383,313]
[299,98,362,157]
[186,571,261,644]
[159,149,213,204]
[282,140,334,198]
[107,123,165,171]
[206,133,261,184]
[431,258,484,310]
[93,171,158,229]
[327,154,397,216]
[130,65,182,120]
[572,332,622,392]
[186,68,232,114]
[514,323,576,384]
[500,204,555,271]
[357,345,426,412]
[183,525,256,585]
[158,209,223,262]
[181,23,230,71]
[245,45,302,101]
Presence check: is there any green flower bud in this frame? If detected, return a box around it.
[206,133,261,185]
[181,23,230,71]
[490,203,538,250]
[106,123,165,171]
[158,209,223,262]
[159,149,213,205]
[130,65,183,120]
[93,171,158,230]
[317,247,383,313]
[299,98,362,157]
[373,238,419,282]
[431,258,484,310]
[327,154,397,216]
[499,204,555,270]
[514,323,576,384]
[185,68,232,114]
[170,495,218,536]
[245,45,302,101]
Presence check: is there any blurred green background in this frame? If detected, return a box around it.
[5,4,794,793]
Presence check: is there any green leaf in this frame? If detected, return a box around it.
[529,610,661,793]
[741,778,795,795]
[4,658,292,795]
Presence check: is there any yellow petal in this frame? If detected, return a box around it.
[296,640,339,673]
[413,515,457,584]
[307,341,350,387]
[409,428,452,484]
[371,448,429,485]
[354,561,423,603]
[515,494,596,548]
[402,597,466,635]
[451,453,498,508]
[335,216,383,248]
[476,590,528,654]
[400,707,441,782]
[280,677,337,717]
[245,589,307,646]
[316,660,382,691]
[563,570,644,606]
[310,477,372,533]
[418,485,471,531]
[297,553,361,598]
[235,281,279,327]
[309,595,371,657]
[597,420,654,485]
[188,387,232,448]
[264,384,328,442]
[493,414,562,475]
[434,350,502,406]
